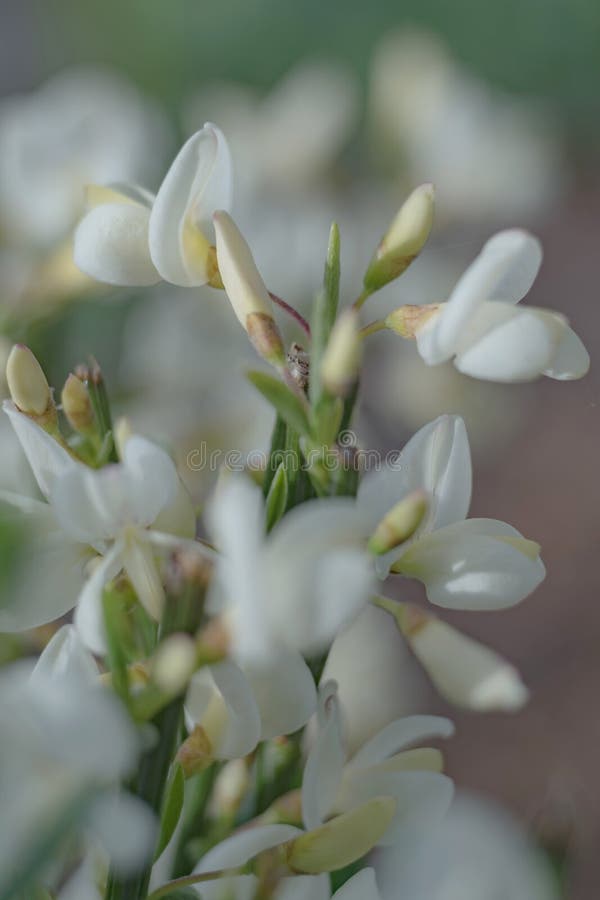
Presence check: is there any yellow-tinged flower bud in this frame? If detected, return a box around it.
[368,490,427,555]
[213,210,285,368]
[151,633,197,695]
[6,344,54,419]
[286,797,396,874]
[61,373,95,434]
[320,310,362,397]
[364,184,435,291]
[176,725,213,778]
[385,303,442,338]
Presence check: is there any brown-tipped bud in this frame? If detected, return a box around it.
[176,725,213,778]
[385,303,442,338]
[368,490,427,555]
[6,344,53,417]
[364,184,435,291]
[246,312,286,369]
[286,797,396,874]
[320,310,362,397]
[61,373,95,433]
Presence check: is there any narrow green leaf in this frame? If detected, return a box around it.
[263,414,287,496]
[310,223,341,406]
[265,463,288,532]
[155,763,185,861]
[102,588,132,706]
[247,371,311,438]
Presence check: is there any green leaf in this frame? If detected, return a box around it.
[247,371,311,438]
[155,763,185,861]
[102,587,132,706]
[310,222,340,406]
[265,463,288,532]
[263,414,287,496]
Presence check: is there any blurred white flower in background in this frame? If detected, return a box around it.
[369,29,566,223]
[0,67,171,247]
[375,790,559,900]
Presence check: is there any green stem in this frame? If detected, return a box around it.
[359,319,387,338]
[147,866,247,900]
[352,287,373,310]
[171,764,221,878]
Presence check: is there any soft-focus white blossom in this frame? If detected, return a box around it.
[0,67,170,246]
[358,414,546,608]
[303,682,454,848]
[408,229,589,382]
[369,29,566,222]
[74,124,232,287]
[1,403,200,652]
[207,474,374,663]
[376,791,559,900]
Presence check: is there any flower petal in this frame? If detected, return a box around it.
[149,124,232,285]
[349,715,454,770]
[544,322,590,380]
[3,400,82,499]
[31,624,98,683]
[302,682,346,830]
[86,790,156,875]
[333,868,382,900]
[244,650,317,740]
[195,823,303,873]
[400,518,546,610]
[73,201,160,286]
[121,535,165,621]
[73,542,124,655]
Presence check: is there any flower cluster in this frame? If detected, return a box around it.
[0,114,580,900]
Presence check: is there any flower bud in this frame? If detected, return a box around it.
[364,184,435,291]
[209,758,250,818]
[61,373,95,434]
[151,633,197,695]
[176,725,213,778]
[286,797,396,874]
[320,310,362,397]
[380,597,529,712]
[385,303,442,338]
[368,490,427,555]
[6,344,53,417]
[213,211,286,368]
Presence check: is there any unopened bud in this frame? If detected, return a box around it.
[176,725,213,778]
[151,633,197,695]
[385,303,442,338]
[61,373,95,433]
[378,597,529,712]
[321,310,362,397]
[209,758,250,818]
[364,184,435,291]
[6,344,53,417]
[368,490,427,555]
[286,797,396,874]
[213,211,285,367]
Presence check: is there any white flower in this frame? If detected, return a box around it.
[0,67,170,246]
[0,638,149,897]
[2,401,200,653]
[303,682,454,849]
[376,790,560,900]
[74,123,232,287]
[410,230,589,382]
[358,414,546,609]
[207,474,375,664]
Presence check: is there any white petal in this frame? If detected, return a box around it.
[544,322,590,380]
[349,715,454,770]
[121,436,180,526]
[400,518,546,610]
[436,229,542,356]
[121,535,165,621]
[195,823,303,873]
[302,682,346,830]
[74,201,160,286]
[3,400,82,499]
[358,415,471,537]
[408,616,529,711]
[244,650,317,740]
[339,770,453,847]
[149,124,232,285]
[74,542,124,655]
[87,790,156,874]
[186,661,261,760]
[455,305,557,382]
[333,868,382,900]
[31,624,98,683]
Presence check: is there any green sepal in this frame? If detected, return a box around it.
[265,463,288,532]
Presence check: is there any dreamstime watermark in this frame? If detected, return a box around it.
[186,429,404,473]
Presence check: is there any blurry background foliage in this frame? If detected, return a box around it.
[4,0,600,152]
